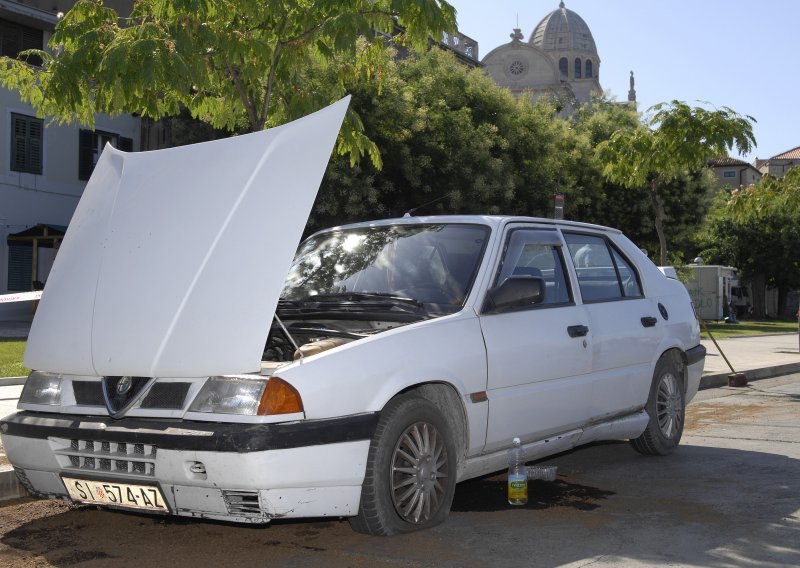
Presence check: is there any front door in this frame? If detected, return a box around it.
[480,227,592,453]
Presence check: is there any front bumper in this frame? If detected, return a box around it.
[0,411,378,523]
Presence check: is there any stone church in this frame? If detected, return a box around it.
[481,2,633,110]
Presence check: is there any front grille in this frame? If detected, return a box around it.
[72,381,104,406]
[222,490,262,516]
[140,383,191,409]
[72,380,190,410]
[52,438,157,477]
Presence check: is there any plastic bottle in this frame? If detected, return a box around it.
[507,437,528,505]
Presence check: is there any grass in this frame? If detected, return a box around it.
[0,339,29,378]
[701,320,799,340]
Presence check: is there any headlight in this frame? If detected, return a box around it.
[189,376,303,416]
[19,371,62,406]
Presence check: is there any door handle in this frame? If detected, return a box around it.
[567,325,589,338]
[641,316,658,328]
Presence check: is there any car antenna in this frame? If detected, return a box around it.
[403,191,457,217]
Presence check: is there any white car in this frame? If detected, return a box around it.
[0,100,705,536]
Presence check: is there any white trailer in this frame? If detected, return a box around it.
[684,265,740,320]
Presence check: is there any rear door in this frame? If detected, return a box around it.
[480,226,592,452]
[562,231,664,421]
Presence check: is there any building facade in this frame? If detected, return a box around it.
[480,2,605,110]
[755,146,800,178]
[707,157,762,191]
[1,0,139,319]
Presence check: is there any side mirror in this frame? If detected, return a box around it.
[484,276,545,314]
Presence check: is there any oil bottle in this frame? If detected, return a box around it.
[507,437,528,505]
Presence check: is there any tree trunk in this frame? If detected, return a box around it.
[649,179,667,266]
[750,272,767,319]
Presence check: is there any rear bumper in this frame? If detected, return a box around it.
[0,411,377,522]
[685,344,706,403]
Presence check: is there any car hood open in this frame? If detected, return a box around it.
[25,97,350,377]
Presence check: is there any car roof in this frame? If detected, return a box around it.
[311,215,623,236]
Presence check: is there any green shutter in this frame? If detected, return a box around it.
[11,115,27,171]
[78,129,95,180]
[7,245,32,292]
[27,118,42,174]
[10,114,43,174]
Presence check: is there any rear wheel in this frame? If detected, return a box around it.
[349,394,456,535]
[631,355,685,456]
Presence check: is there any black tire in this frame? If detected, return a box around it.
[349,394,457,536]
[631,354,685,456]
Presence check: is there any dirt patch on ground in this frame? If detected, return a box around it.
[685,401,769,432]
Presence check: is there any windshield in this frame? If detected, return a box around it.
[281,224,490,314]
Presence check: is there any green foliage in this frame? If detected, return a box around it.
[597,101,756,189]
[309,49,568,232]
[595,100,756,265]
[0,0,456,166]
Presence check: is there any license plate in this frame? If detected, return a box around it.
[62,477,169,512]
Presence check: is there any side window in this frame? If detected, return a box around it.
[493,229,572,307]
[564,233,643,302]
[611,248,643,298]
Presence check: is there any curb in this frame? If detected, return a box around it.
[0,465,26,501]
[700,362,800,390]
[0,377,26,387]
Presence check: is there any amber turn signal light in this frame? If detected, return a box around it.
[258,377,304,415]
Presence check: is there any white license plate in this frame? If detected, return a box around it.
[62,477,169,512]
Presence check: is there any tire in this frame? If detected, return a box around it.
[631,354,685,456]
[349,394,457,536]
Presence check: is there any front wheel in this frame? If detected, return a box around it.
[349,394,457,535]
[631,355,685,456]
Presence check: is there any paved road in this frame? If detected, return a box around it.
[1,373,798,567]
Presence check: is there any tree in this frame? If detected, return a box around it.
[308,49,567,232]
[698,168,800,318]
[597,101,755,265]
[0,0,456,166]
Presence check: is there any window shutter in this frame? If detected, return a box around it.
[27,119,42,174]
[20,25,42,66]
[78,129,95,180]
[0,20,22,59]
[10,114,42,174]
[7,245,32,292]
[11,115,27,171]
[118,136,134,152]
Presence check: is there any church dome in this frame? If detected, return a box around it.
[529,1,598,56]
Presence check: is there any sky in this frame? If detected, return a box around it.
[449,0,800,163]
